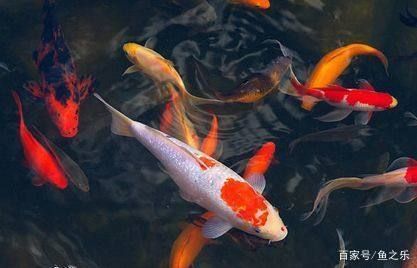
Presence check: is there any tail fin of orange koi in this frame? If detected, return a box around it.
[11,91,24,124]
[301,177,363,224]
[94,93,135,137]
[200,115,219,157]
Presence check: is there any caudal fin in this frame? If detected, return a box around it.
[11,91,24,124]
[301,177,363,224]
[93,93,134,137]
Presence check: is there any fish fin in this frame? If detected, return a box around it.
[245,173,266,194]
[78,75,95,101]
[164,59,175,67]
[122,65,140,76]
[200,115,218,157]
[93,93,135,137]
[280,68,304,97]
[336,229,346,268]
[405,112,417,126]
[301,177,363,224]
[315,109,352,122]
[395,187,417,203]
[202,217,233,239]
[32,127,90,192]
[179,190,194,202]
[385,157,417,172]
[144,37,157,49]
[357,79,375,91]
[32,176,46,187]
[362,187,405,208]
[24,81,44,98]
[354,112,373,125]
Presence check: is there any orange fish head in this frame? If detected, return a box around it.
[46,97,79,137]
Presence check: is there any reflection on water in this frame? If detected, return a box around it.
[2,0,417,267]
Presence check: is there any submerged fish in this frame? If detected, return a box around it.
[400,6,417,28]
[123,42,222,105]
[25,0,95,137]
[95,93,287,242]
[228,0,270,9]
[299,44,388,111]
[12,91,89,191]
[290,78,397,125]
[289,125,373,153]
[215,57,292,103]
[169,142,277,268]
[302,157,417,224]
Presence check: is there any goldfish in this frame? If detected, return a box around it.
[12,91,89,191]
[169,142,276,268]
[215,57,292,103]
[95,93,287,241]
[302,157,417,224]
[290,78,397,125]
[299,44,388,111]
[25,0,95,137]
[123,42,222,105]
[229,0,270,9]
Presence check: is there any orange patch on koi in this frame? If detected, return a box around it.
[220,178,268,226]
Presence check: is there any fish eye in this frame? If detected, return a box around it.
[253,227,260,233]
[274,207,279,213]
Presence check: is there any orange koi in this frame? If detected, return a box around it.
[12,91,89,191]
[300,44,388,111]
[200,115,218,158]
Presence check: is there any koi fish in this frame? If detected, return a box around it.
[169,211,215,268]
[12,91,89,191]
[215,57,292,103]
[302,157,417,224]
[228,0,270,10]
[25,0,95,137]
[400,6,417,28]
[95,93,287,242]
[123,42,222,105]
[289,125,373,153]
[169,142,276,268]
[290,78,397,125]
[299,44,388,111]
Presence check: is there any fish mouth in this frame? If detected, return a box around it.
[390,97,398,108]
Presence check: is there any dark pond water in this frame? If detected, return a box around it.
[1,0,417,267]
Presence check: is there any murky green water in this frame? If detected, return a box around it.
[1,0,417,267]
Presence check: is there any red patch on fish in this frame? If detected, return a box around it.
[307,85,394,109]
[405,162,417,184]
[220,178,268,227]
[198,156,216,170]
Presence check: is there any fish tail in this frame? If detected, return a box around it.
[11,91,24,124]
[301,177,363,224]
[349,44,389,75]
[93,93,134,137]
[200,115,219,157]
[279,67,306,97]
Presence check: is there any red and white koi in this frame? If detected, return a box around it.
[94,93,287,242]
[303,157,417,224]
[290,77,397,125]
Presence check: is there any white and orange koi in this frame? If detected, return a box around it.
[290,77,397,125]
[94,93,287,242]
[303,157,417,224]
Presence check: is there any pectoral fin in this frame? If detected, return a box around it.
[395,187,417,203]
[386,157,417,172]
[315,109,352,122]
[122,65,140,76]
[32,176,46,187]
[202,217,233,239]
[355,112,373,125]
[245,173,266,194]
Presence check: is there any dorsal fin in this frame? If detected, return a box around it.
[358,79,375,91]
[386,157,417,172]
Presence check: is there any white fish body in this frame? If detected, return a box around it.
[94,93,287,242]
